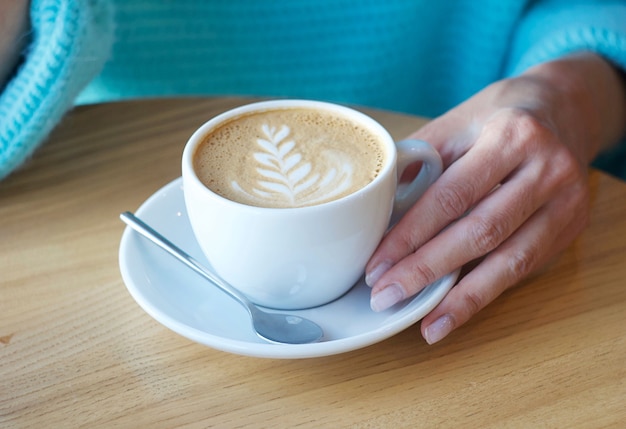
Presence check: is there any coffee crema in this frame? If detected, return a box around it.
[193,107,386,208]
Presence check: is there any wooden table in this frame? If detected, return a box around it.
[1,98,625,428]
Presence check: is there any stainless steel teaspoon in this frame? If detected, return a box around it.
[120,211,324,344]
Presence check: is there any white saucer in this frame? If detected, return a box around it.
[119,178,460,359]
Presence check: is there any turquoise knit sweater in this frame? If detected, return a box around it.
[2,0,626,180]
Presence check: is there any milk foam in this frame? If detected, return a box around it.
[194,108,385,208]
[231,124,355,206]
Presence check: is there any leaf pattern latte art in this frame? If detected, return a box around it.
[232,124,354,207]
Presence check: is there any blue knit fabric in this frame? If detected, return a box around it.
[508,0,626,75]
[2,0,626,180]
[0,0,113,179]
[77,0,528,116]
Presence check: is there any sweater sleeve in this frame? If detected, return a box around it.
[506,0,626,76]
[505,0,626,179]
[0,0,113,180]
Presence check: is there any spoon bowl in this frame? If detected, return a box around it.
[120,211,324,344]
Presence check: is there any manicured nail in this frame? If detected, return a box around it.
[424,314,455,344]
[365,261,392,287]
[370,283,405,312]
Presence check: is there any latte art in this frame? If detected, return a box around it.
[231,124,354,207]
[193,107,385,208]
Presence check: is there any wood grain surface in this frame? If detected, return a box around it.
[1,97,625,428]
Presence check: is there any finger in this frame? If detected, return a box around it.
[365,109,552,288]
[405,110,481,166]
[367,109,577,299]
[368,144,560,312]
[420,185,589,344]
[366,125,519,287]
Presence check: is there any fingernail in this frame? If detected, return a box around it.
[370,283,406,312]
[424,314,455,345]
[365,261,392,287]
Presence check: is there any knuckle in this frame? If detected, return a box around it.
[409,261,438,288]
[550,148,584,187]
[507,248,538,280]
[490,107,589,193]
[434,182,473,219]
[485,107,549,153]
[392,227,422,255]
[467,216,508,255]
[461,290,485,316]
[510,109,549,145]
[506,109,586,181]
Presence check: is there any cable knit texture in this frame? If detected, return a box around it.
[0,0,113,179]
[1,0,626,180]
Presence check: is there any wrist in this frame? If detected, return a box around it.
[521,53,626,163]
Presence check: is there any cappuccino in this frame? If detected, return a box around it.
[193,107,385,208]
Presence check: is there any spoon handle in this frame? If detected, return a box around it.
[119,211,253,310]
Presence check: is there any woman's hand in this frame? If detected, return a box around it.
[366,52,626,344]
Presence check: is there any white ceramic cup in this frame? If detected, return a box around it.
[182,100,442,310]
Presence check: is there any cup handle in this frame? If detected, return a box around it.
[392,139,443,223]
